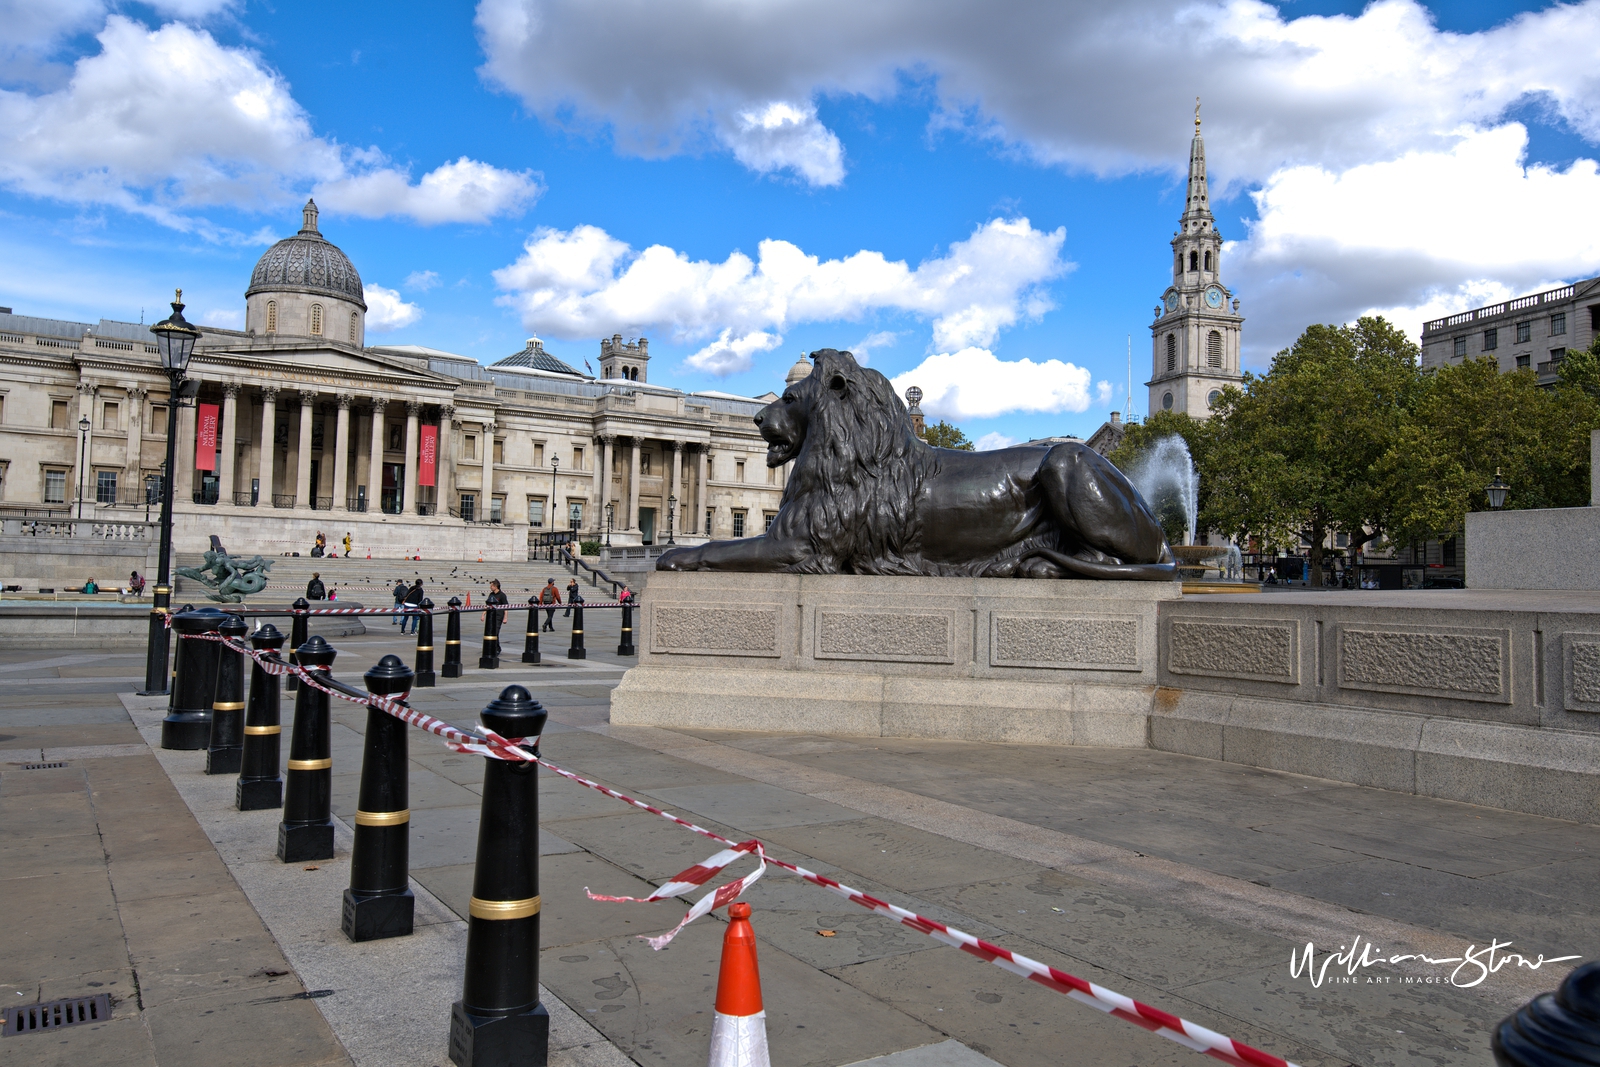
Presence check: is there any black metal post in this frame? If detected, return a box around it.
[1492,961,1600,1065]
[617,602,635,656]
[163,607,227,749]
[205,614,248,774]
[448,685,549,1067]
[415,598,436,687]
[478,601,500,670]
[442,597,464,678]
[237,623,286,810]
[567,604,586,660]
[285,597,310,693]
[521,598,541,664]
[139,369,184,695]
[278,635,336,863]
[342,654,416,942]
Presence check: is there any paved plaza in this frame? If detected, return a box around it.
[3,614,1596,1067]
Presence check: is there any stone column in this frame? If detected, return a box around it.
[367,400,386,513]
[125,387,146,492]
[626,436,641,531]
[696,447,709,534]
[258,388,278,505]
[332,394,352,511]
[439,406,456,515]
[668,441,682,534]
[295,390,315,509]
[591,435,605,514]
[403,401,421,516]
[175,392,197,503]
[480,421,496,522]
[598,435,614,519]
[218,383,239,503]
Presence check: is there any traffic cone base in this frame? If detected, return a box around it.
[707,1010,769,1067]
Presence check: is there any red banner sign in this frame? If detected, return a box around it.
[195,403,219,471]
[418,423,438,487]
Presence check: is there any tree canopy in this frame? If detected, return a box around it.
[922,420,975,450]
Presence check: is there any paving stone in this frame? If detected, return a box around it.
[546,808,750,883]
[141,985,351,1067]
[646,782,866,832]
[404,804,579,868]
[759,817,1038,894]
[841,1039,1005,1067]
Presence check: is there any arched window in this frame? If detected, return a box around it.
[310,303,323,336]
[265,300,277,333]
[348,312,358,342]
[1188,250,1199,272]
[1207,331,1223,367]
[1203,250,1212,271]
[1175,253,1182,276]
[1207,389,1222,408]
[1165,334,1177,372]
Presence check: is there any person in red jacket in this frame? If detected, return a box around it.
[537,578,562,632]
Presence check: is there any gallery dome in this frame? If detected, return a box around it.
[245,199,366,309]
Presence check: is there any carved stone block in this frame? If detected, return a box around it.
[989,613,1141,672]
[651,605,781,657]
[1166,618,1298,684]
[814,610,954,664]
[1337,625,1510,703]
[1563,633,1600,713]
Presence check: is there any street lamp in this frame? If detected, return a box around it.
[550,452,560,545]
[605,501,614,547]
[140,290,201,696]
[76,415,91,519]
[1486,468,1511,509]
[667,493,676,544]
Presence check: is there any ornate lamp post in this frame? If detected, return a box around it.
[139,291,201,695]
[76,416,91,519]
[667,493,676,544]
[549,452,559,533]
[605,501,613,547]
[1486,468,1511,509]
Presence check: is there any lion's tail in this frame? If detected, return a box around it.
[1023,547,1179,582]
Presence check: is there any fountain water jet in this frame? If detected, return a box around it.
[1125,435,1198,547]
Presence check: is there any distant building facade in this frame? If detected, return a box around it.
[1419,279,1600,384]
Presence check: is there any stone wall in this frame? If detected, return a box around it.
[1466,506,1600,590]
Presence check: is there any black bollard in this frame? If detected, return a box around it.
[415,599,437,687]
[442,597,464,679]
[567,604,586,660]
[277,635,337,863]
[521,598,541,665]
[285,597,310,693]
[617,601,635,656]
[237,623,286,810]
[163,607,228,749]
[448,685,549,1067]
[205,614,248,774]
[342,654,416,942]
[478,602,501,670]
[1492,961,1600,1066]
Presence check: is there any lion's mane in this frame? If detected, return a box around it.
[768,350,938,574]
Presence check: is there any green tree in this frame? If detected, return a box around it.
[922,420,974,450]
[1205,317,1422,585]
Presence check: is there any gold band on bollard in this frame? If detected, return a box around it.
[446,639,461,645]
[469,895,541,920]
[243,725,281,736]
[212,701,246,711]
[485,635,498,642]
[414,645,433,651]
[354,808,410,826]
[526,631,537,637]
[155,585,170,594]
[572,629,582,635]
[287,757,332,771]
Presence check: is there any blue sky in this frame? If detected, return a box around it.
[3,0,1598,448]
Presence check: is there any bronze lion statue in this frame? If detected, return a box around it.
[657,349,1176,580]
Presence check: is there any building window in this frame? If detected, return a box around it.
[348,312,358,342]
[568,501,583,528]
[533,443,544,467]
[459,493,476,522]
[1206,330,1222,367]
[51,399,68,429]
[101,402,119,430]
[1203,250,1212,271]
[464,435,476,460]
[1453,337,1467,358]
[0,395,5,424]
[1483,328,1498,351]
[44,469,67,503]
[572,446,584,470]
[767,464,777,484]
[151,405,168,436]
[764,511,777,532]
[1516,354,1531,369]
[1162,391,1174,411]
[310,303,323,336]
[266,300,277,333]
[735,459,746,482]
[490,495,504,523]
[528,497,545,527]
[1207,389,1221,408]
[705,507,714,535]
[1165,334,1176,372]
[732,510,746,538]
[96,470,117,504]
[1551,312,1567,336]
[493,438,504,465]
[1551,347,1568,363]
[1516,321,1531,343]
[1188,250,1199,271]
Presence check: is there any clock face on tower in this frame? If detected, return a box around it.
[1204,285,1224,309]
[1163,289,1179,313]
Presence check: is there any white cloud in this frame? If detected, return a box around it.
[200,307,242,328]
[685,328,782,375]
[973,431,1016,451]
[849,330,900,362]
[890,348,1093,420]
[493,218,1066,365]
[1095,380,1114,405]
[403,270,441,291]
[721,101,844,187]
[364,285,422,331]
[0,16,537,231]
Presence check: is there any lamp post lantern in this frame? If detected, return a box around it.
[667,493,676,545]
[76,415,91,519]
[605,501,613,547]
[140,290,202,696]
[1486,468,1511,510]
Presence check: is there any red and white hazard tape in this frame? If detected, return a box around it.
[167,601,628,618]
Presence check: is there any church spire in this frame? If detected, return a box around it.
[1181,98,1212,226]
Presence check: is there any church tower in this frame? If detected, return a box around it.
[1148,103,1243,418]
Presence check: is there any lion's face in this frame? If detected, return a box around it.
[754,380,812,467]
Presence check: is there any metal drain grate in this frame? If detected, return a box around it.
[4,995,110,1036]
[19,762,67,771]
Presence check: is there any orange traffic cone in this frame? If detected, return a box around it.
[708,902,769,1067]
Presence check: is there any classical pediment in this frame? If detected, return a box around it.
[194,341,460,394]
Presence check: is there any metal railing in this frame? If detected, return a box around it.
[192,487,220,505]
[314,497,334,511]
[272,494,296,508]
[234,492,256,506]
[1422,284,1578,333]
[346,497,367,513]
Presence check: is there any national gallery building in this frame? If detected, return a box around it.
[0,201,790,560]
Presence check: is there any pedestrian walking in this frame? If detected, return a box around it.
[342,532,353,557]
[486,579,509,635]
[403,578,425,634]
[563,577,580,616]
[306,572,326,600]
[538,578,561,631]
[391,579,407,625]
